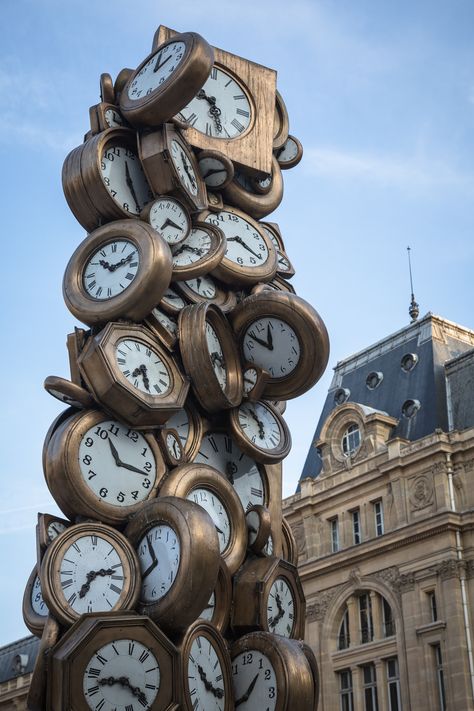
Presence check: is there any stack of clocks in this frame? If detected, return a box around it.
[22,26,328,711]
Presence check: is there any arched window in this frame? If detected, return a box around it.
[341,423,361,457]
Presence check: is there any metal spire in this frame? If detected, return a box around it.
[407,246,419,322]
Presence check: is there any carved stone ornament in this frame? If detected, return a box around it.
[306,586,342,622]
[409,474,434,511]
[290,520,307,561]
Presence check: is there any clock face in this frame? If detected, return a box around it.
[243,367,258,394]
[205,321,227,390]
[148,197,190,245]
[200,590,216,621]
[31,575,48,616]
[178,65,252,139]
[260,226,280,250]
[137,524,180,602]
[276,251,292,273]
[47,520,67,542]
[277,135,300,163]
[242,317,301,378]
[151,307,178,337]
[238,402,281,450]
[127,40,186,100]
[166,407,191,449]
[58,534,125,615]
[115,339,172,395]
[171,227,213,267]
[187,634,226,710]
[246,509,260,547]
[198,156,229,188]
[232,650,277,710]
[82,239,140,301]
[184,274,217,299]
[196,432,265,511]
[83,638,160,711]
[78,419,156,507]
[160,285,187,313]
[205,210,269,268]
[100,143,153,216]
[187,488,231,552]
[267,577,295,637]
[170,139,198,196]
[104,107,124,128]
[165,431,182,460]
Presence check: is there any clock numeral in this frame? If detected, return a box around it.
[231,118,245,133]
[128,642,135,656]
[87,667,101,678]
[95,700,105,711]
[139,650,150,664]
[210,67,217,80]
[96,653,108,665]
[233,94,245,100]
[110,583,122,595]
[236,108,250,117]
[91,535,98,548]
[67,592,77,605]
[251,487,263,499]
[61,579,73,589]
[87,685,100,697]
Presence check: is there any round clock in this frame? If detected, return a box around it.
[62,127,154,232]
[177,63,253,140]
[275,133,304,170]
[222,156,284,220]
[90,102,127,134]
[159,284,188,315]
[138,123,207,213]
[273,89,290,150]
[144,306,179,351]
[242,363,270,402]
[175,274,237,312]
[197,149,235,190]
[120,32,214,127]
[199,558,232,634]
[63,219,172,326]
[228,399,291,464]
[48,612,180,711]
[124,496,220,635]
[141,194,191,246]
[178,619,233,711]
[231,557,305,639]
[77,321,190,428]
[230,632,315,711]
[164,399,205,461]
[195,430,269,513]
[40,522,140,627]
[156,427,186,466]
[44,408,166,526]
[36,513,71,566]
[44,375,94,410]
[259,222,295,279]
[179,302,243,413]
[159,463,247,576]
[246,504,272,555]
[231,290,330,400]
[23,566,48,637]
[170,222,226,281]
[201,205,277,286]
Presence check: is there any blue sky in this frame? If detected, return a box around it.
[1,0,473,645]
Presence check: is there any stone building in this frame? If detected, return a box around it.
[283,313,474,711]
[0,637,38,710]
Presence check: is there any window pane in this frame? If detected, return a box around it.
[388,682,399,711]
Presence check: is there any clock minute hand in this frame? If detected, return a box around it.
[99,676,147,705]
[153,50,172,73]
[160,217,184,231]
[124,160,141,213]
[248,330,273,351]
[197,664,224,699]
[235,673,259,707]
[227,236,263,260]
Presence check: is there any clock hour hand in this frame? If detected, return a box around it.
[79,567,114,598]
[160,217,184,231]
[142,534,159,578]
[196,90,223,134]
[180,151,198,190]
[99,675,147,705]
[248,330,273,351]
[197,664,224,699]
[124,160,141,213]
[227,236,262,260]
[108,437,122,466]
[109,251,135,272]
[173,243,204,257]
[201,167,225,180]
[266,322,273,349]
[132,364,150,392]
[248,406,265,439]
[235,673,259,706]
[153,50,172,73]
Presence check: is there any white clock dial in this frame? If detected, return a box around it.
[165,432,182,460]
[277,135,299,162]
[115,339,171,395]
[198,156,229,188]
[137,524,180,602]
[200,590,216,621]
[127,41,186,100]
[238,402,281,450]
[205,210,269,268]
[31,575,48,616]
[185,274,217,298]
[267,578,295,637]
[232,650,277,710]
[161,285,187,312]
[58,534,125,615]
[277,250,291,272]
[166,408,191,449]
[104,107,124,128]
[261,225,280,249]
[263,534,274,556]
[187,635,226,710]
[171,139,198,196]
[196,432,265,511]
[83,638,160,711]
[83,239,140,300]
[242,317,301,378]
[151,307,178,337]
[47,520,67,542]
[101,144,153,215]
[148,196,190,245]
[178,65,252,139]
[187,488,231,552]
[205,322,227,390]
[78,419,156,507]
[171,227,212,267]
[243,367,258,394]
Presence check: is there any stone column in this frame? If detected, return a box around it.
[352,665,364,710]
[370,590,383,640]
[346,595,359,647]
[375,659,388,711]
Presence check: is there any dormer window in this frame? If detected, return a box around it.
[342,423,361,457]
[366,371,383,390]
[402,399,421,418]
[334,387,350,406]
[401,353,418,372]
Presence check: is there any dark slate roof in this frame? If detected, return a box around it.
[299,313,474,486]
[0,635,39,683]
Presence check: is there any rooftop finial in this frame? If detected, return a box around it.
[407,246,419,322]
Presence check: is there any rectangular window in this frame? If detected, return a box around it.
[352,509,362,545]
[330,518,340,553]
[339,669,354,711]
[374,501,384,536]
[386,658,401,711]
[434,644,446,711]
[428,591,438,622]
[382,597,395,637]
[362,663,379,711]
[359,593,374,643]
